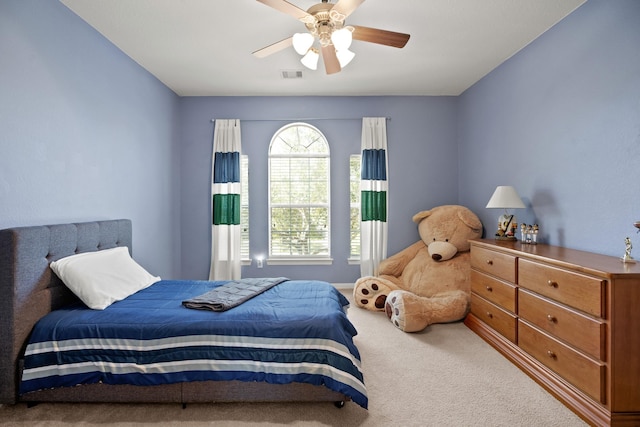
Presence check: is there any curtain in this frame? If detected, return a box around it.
[360,117,388,277]
[209,119,242,281]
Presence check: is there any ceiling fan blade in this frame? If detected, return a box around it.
[331,0,365,19]
[351,25,410,48]
[252,36,293,58]
[256,0,313,22]
[321,45,341,75]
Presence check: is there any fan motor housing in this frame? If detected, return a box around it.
[305,2,344,45]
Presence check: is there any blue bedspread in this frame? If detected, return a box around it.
[20,280,367,408]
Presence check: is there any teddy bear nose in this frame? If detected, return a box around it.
[432,253,442,261]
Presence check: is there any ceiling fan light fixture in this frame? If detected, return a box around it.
[331,27,352,51]
[253,0,410,75]
[336,48,355,68]
[300,48,320,70]
[292,32,314,55]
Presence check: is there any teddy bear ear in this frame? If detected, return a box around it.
[412,210,432,223]
[457,208,483,232]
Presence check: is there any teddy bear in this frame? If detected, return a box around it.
[354,205,483,332]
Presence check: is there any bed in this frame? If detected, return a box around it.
[0,219,367,408]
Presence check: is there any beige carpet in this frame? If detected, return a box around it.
[0,290,587,427]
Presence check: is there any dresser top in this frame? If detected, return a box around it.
[470,238,640,278]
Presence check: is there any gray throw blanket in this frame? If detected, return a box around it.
[182,277,289,312]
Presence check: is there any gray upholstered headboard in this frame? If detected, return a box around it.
[0,219,132,404]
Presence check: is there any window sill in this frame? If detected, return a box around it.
[267,257,333,266]
[347,257,361,265]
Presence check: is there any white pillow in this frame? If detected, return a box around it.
[50,246,160,310]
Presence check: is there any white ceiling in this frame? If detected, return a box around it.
[60,0,586,97]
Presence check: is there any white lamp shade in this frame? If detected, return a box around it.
[300,48,320,70]
[486,186,526,209]
[336,49,355,68]
[292,32,314,55]
[331,27,352,50]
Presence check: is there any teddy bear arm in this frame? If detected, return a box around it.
[378,241,425,277]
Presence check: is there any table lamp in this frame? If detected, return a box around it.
[486,185,525,240]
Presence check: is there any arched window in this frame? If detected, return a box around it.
[268,123,331,263]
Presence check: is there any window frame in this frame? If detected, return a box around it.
[349,154,361,264]
[240,154,250,264]
[267,122,332,265]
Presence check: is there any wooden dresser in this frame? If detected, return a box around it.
[464,239,640,427]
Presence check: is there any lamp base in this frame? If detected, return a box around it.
[494,213,518,240]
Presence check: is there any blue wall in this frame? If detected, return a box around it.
[2,0,638,283]
[178,96,459,281]
[0,0,182,278]
[458,0,640,257]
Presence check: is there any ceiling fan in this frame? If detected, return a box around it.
[253,0,410,75]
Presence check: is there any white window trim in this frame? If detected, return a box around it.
[240,154,250,263]
[267,256,333,266]
[268,123,331,262]
[349,154,361,261]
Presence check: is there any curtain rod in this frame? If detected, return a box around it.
[210,117,390,123]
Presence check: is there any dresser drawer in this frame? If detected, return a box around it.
[518,289,605,360]
[519,321,605,403]
[518,258,605,317]
[470,246,517,282]
[471,270,516,312]
[470,294,517,343]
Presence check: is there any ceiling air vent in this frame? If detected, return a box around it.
[281,70,304,79]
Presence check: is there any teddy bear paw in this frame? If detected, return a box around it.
[385,291,431,333]
[353,277,394,311]
[385,290,408,330]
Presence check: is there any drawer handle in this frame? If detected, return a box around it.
[486,311,493,319]
[486,260,493,265]
[547,314,557,323]
[485,285,493,292]
[547,280,558,288]
[547,350,557,359]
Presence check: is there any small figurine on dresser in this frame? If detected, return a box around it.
[520,223,539,244]
[622,236,636,263]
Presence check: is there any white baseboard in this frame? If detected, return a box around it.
[332,282,354,289]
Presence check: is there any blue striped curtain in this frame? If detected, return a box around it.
[209,119,242,280]
[360,117,388,277]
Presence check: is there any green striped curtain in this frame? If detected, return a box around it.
[209,119,242,280]
[360,117,388,277]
